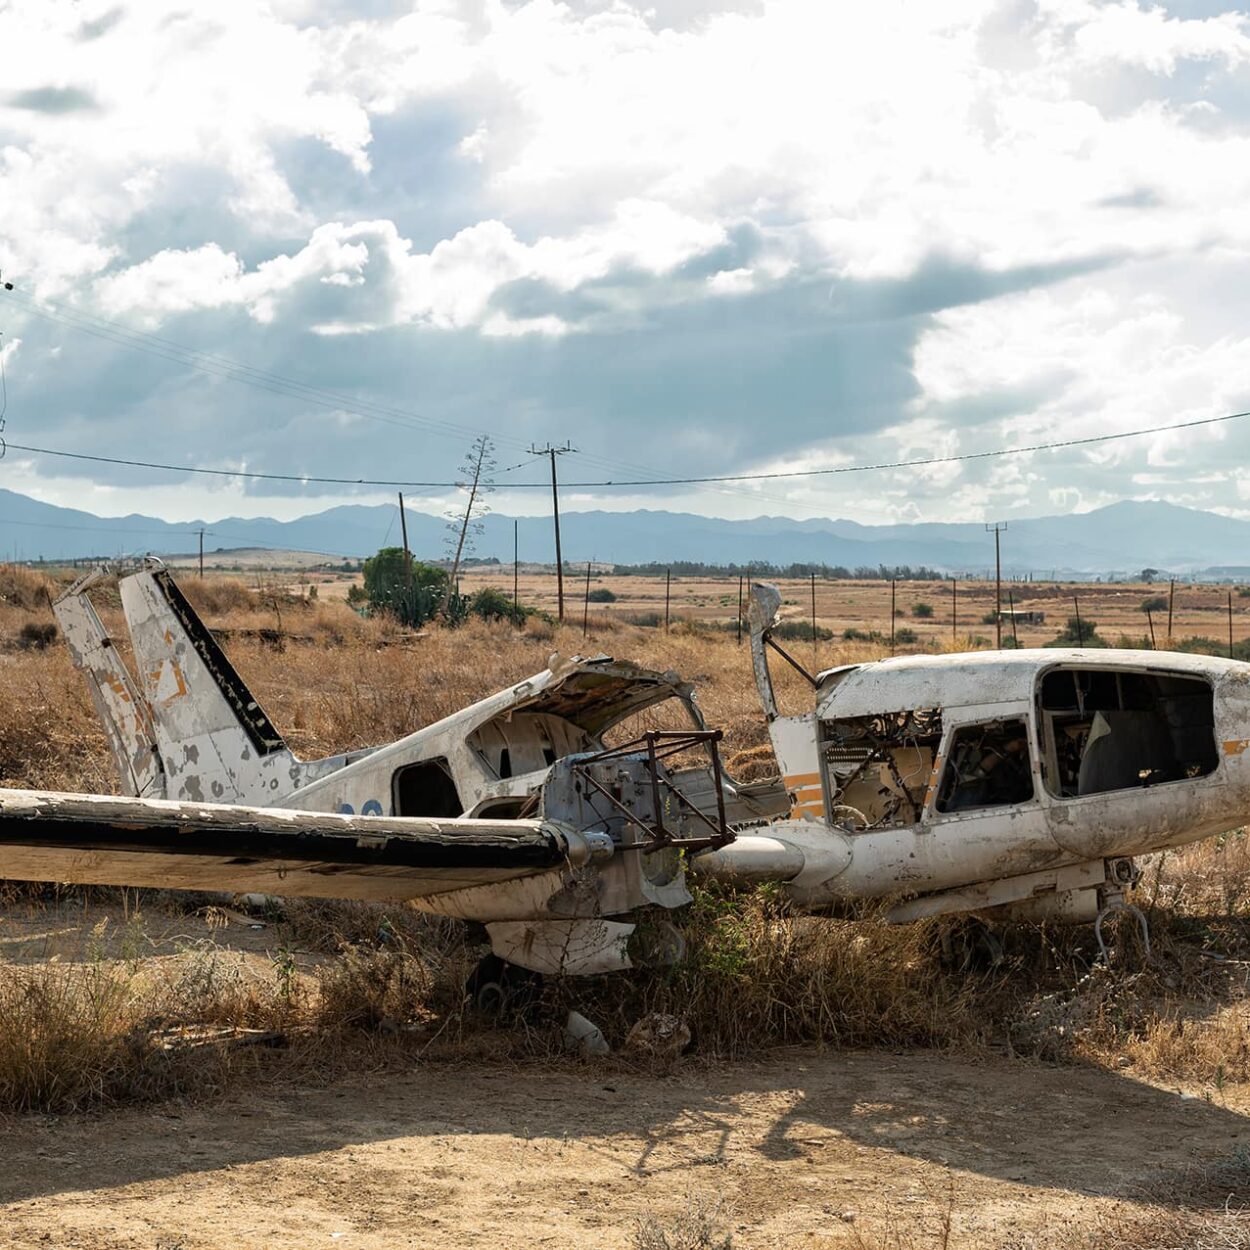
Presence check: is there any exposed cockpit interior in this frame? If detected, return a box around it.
[1037,666,1217,798]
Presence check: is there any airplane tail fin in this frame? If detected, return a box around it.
[119,560,298,804]
[53,567,166,798]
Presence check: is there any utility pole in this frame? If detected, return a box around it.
[398,492,413,617]
[665,569,671,634]
[736,574,744,645]
[951,576,957,646]
[530,443,574,621]
[986,523,1007,648]
[583,561,592,638]
[198,528,204,579]
[513,519,519,617]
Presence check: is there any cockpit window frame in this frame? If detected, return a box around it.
[1034,662,1219,801]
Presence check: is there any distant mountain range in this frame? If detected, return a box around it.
[1,487,1248,578]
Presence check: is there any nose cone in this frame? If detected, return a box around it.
[692,821,854,907]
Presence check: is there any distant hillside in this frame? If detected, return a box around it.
[1,488,1248,577]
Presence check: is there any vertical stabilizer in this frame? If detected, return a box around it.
[120,561,300,804]
[53,568,166,798]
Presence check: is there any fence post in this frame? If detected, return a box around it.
[810,570,820,660]
[582,561,591,639]
[736,574,744,645]
[1073,594,1084,646]
[664,569,671,635]
[1168,578,1175,644]
[890,578,896,656]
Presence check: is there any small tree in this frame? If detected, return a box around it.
[1141,567,1160,584]
[441,435,495,618]
[1047,615,1108,648]
[363,548,449,626]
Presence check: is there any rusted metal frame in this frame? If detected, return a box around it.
[572,765,659,842]
[569,764,729,853]
[654,768,730,843]
[765,635,818,688]
[646,732,667,843]
[707,734,728,838]
[576,729,724,766]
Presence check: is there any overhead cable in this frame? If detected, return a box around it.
[5,408,1250,489]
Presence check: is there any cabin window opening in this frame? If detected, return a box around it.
[392,758,463,818]
[821,709,942,829]
[498,748,512,779]
[936,720,1033,814]
[1038,667,1217,798]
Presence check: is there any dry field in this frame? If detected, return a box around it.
[284,564,1250,655]
[3,564,1250,1248]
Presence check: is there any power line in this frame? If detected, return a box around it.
[2,442,480,487]
[6,407,1250,489]
[558,409,1250,486]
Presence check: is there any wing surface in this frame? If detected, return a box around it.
[0,789,590,903]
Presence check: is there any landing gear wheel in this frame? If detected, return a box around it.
[465,954,541,1020]
[939,917,1005,971]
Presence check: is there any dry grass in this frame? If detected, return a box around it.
[633,1196,734,1250]
[7,570,1250,1129]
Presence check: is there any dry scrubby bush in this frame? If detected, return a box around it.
[0,563,58,611]
[0,920,454,1113]
[4,863,1250,1114]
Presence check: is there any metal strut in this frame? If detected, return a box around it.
[1094,886,1152,965]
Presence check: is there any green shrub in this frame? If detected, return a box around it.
[911,602,934,618]
[586,587,617,603]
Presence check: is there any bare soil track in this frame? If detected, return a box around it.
[2,1050,1246,1249]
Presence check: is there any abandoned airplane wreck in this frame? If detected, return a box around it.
[1,564,1249,977]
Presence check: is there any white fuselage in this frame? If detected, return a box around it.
[703,641,1250,917]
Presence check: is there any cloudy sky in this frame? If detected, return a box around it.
[2,0,1250,535]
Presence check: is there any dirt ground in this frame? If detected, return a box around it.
[4,902,1247,1249]
[2,1047,1245,1249]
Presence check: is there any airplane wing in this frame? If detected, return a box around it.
[0,788,602,904]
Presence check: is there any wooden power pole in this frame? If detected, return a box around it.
[986,522,1007,648]
[530,443,574,621]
